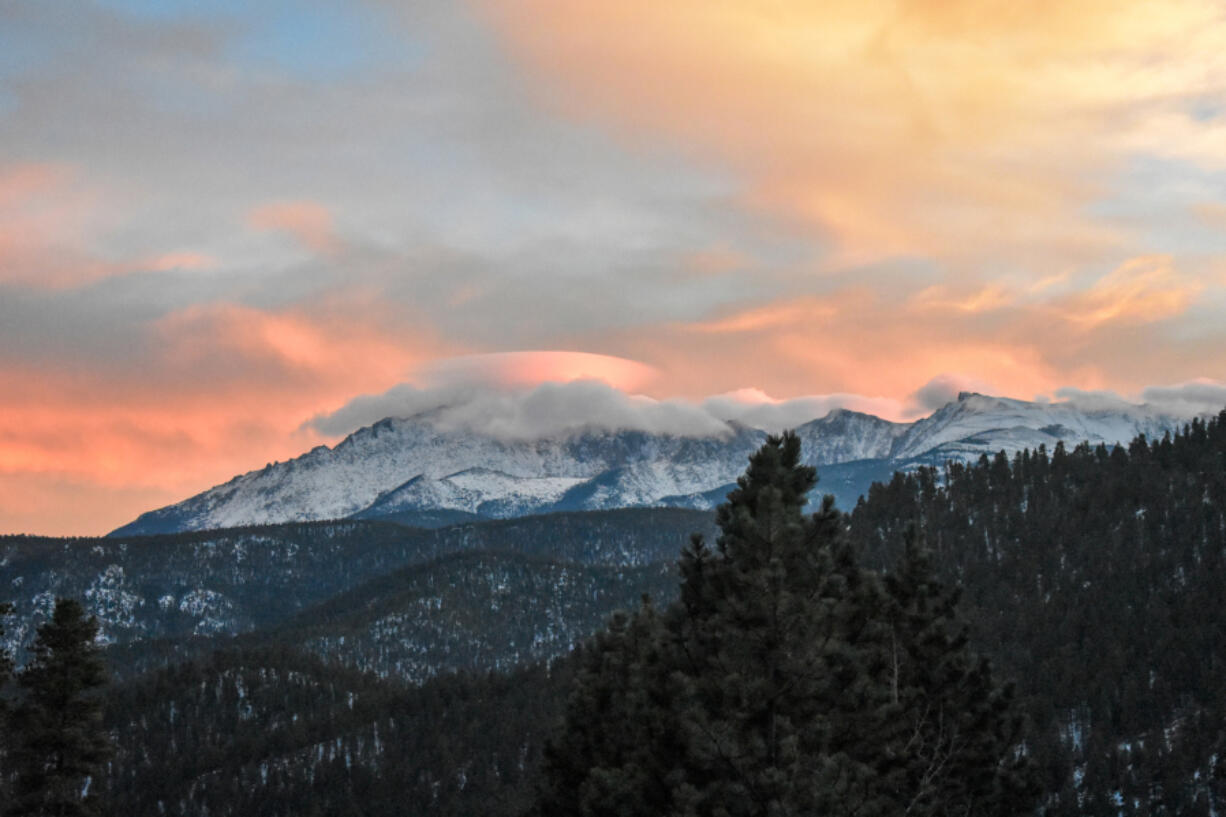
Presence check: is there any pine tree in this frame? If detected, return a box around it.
[535,433,892,815]
[534,602,678,817]
[535,432,1035,817]
[881,530,1036,816]
[1,601,14,802]
[7,599,111,817]
[664,433,893,816]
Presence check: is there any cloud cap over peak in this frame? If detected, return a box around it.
[307,379,730,440]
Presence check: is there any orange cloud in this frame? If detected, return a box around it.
[144,251,217,271]
[0,473,177,538]
[474,0,1226,269]
[584,257,1222,411]
[604,290,1062,405]
[248,200,339,254]
[1062,256,1200,327]
[0,297,451,535]
[910,284,1013,314]
[685,294,851,334]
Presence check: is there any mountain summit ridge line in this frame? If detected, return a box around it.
[110,393,1200,536]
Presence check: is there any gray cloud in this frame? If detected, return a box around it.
[1140,380,1226,415]
[0,0,802,360]
[701,391,906,432]
[906,373,995,416]
[308,373,918,441]
[307,380,729,440]
[1055,381,1226,417]
[1053,387,1140,413]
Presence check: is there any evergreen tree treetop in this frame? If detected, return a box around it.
[535,431,1035,817]
[7,597,111,817]
[1,600,12,802]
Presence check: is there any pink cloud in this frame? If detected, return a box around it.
[412,350,658,392]
[0,297,452,535]
[248,200,339,254]
[144,251,217,271]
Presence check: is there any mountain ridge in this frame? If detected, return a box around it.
[111,393,1201,536]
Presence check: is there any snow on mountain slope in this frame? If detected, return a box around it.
[555,457,755,513]
[113,420,765,535]
[357,468,589,519]
[890,393,1182,462]
[112,394,1201,535]
[793,409,908,464]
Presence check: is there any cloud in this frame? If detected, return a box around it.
[414,350,657,391]
[685,296,844,334]
[295,369,1226,447]
[1140,379,1226,415]
[308,379,728,440]
[475,0,1226,269]
[909,285,1013,314]
[702,388,906,431]
[907,373,996,415]
[1051,387,1140,413]
[310,374,906,440]
[0,163,223,288]
[1055,381,1226,417]
[0,163,119,288]
[596,286,1066,408]
[144,251,217,271]
[0,293,447,534]
[248,200,339,254]
[1192,202,1226,230]
[1061,255,1201,327]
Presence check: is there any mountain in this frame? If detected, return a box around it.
[112,420,767,535]
[890,392,1181,463]
[112,393,1196,536]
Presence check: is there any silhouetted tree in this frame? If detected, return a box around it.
[536,433,1034,816]
[7,599,111,817]
[881,530,1035,815]
[1,601,14,803]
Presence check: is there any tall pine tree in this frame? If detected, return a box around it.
[1,601,13,804]
[7,599,111,817]
[535,432,1035,817]
[664,433,892,816]
[880,530,1036,816]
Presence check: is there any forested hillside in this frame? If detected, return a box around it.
[849,413,1226,814]
[102,647,569,817]
[0,508,715,667]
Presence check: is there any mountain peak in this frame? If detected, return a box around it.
[111,395,1198,536]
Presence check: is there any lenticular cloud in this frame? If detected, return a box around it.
[307,379,904,441]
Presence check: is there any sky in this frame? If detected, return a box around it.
[3,0,1226,535]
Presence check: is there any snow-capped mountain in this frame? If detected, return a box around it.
[355,468,589,520]
[890,393,1179,463]
[112,393,1201,535]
